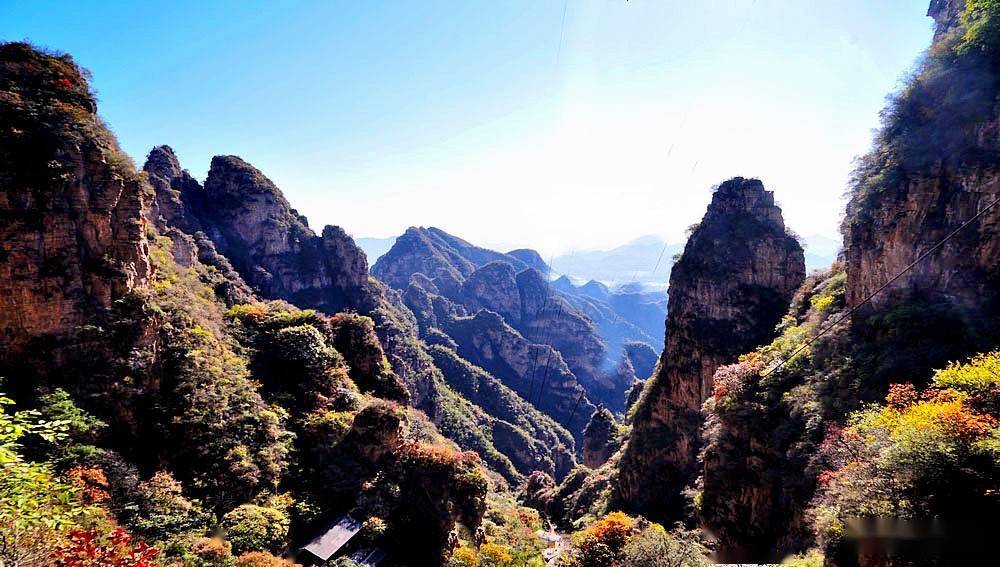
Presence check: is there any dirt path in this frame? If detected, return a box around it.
[537,520,570,566]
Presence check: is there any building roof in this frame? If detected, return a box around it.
[300,515,363,561]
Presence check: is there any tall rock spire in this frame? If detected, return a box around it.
[616,177,805,519]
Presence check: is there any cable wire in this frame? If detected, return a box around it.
[761,195,1000,378]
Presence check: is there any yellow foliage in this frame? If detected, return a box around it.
[479,542,513,565]
[451,545,481,567]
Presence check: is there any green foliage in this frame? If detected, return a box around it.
[931,350,1000,412]
[148,239,292,511]
[221,504,289,555]
[35,389,108,466]
[0,395,81,565]
[959,0,1000,56]
[810,353,1000,556]
[129,470,212,544]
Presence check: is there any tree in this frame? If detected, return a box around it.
[0,394,79,566]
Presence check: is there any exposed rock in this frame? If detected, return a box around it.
[623,340,658,381]
[616,177,805,519]
[0,43,150,366]
[445,310,596,436]
[196,156,371,314]
[582,407,617,468]
[143,145,203,234]
[461,261,522,324]
[373,227,518,289]
[374,227,660,411]
[506,248,549,274]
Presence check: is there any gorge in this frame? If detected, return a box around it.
[2,1,1000,566]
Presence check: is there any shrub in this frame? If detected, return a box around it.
[0,395,81,566]
[51,528,159,567]
[222,504,289,555]
[191,536,233,564]
[479,542,513,566]
[234,550,297,566]
[959,0,1000,56]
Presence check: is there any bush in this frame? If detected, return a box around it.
[222,504,289,555]
[235,550,297,566]
[51,528,159,567]
[191,536,233,565]
[810,354,1000,554]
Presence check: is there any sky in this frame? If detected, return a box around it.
[1,1,934,255]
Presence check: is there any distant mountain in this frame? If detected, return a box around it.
[802,233,841,271]
[356,236,397,264]
[551,235,683,286]
[372,227,662,412]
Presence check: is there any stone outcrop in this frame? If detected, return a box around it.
[843,0,1000,334]
[582,407,617,468]
[444,310,596,436]
[196,156,372,314]
[616,177,805,519]
[0,43,150,365]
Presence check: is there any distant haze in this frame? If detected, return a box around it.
[358,232,841,286]
[2,1,933,254]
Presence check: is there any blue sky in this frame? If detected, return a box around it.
[1,1,933,254]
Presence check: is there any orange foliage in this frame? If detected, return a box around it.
[886,383,918,409]
[582,511,636,551]
[235,551,299,566]
[66,465,110,505]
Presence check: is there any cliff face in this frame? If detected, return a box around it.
[616,177,805,519]
[197,156,372,314]
[0,43,150,365]
[444,310,596,436]
[843,1,1000,333]
[373,227,640,410]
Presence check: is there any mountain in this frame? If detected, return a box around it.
[0,43,576,566]
[551,235,683,286]
[616,177,806,520]
[540,3,1000,564]
[802,233,841,272]
[373,227,663,413]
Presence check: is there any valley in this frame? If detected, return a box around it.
[1,1,999,566]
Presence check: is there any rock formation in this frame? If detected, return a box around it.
[0,43,150,367]
[582,407,618,468]
[140,149,578,482]
[196,156,372,314]
[843,0,1000,336]
[373,226,655,411]
[616,177,805,519]
[444,310,595,436]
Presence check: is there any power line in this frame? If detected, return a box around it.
[761,195,1000,378]
[526,256,557,401]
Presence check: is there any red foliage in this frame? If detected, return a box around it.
[886,383,919,409]
[54,77,74,90]
[51,528,159,567]
[66,465,110,505]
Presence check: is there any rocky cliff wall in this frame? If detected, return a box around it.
[616,177,805,519]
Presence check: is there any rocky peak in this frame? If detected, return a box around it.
[582,406,618,468]
[190,154,371,313]
[460,261,522,324]
[506,248,549,274]
[0,42,150,362]
[928,0,966,38]
[616,176,805,519]
[143,145,204,233]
